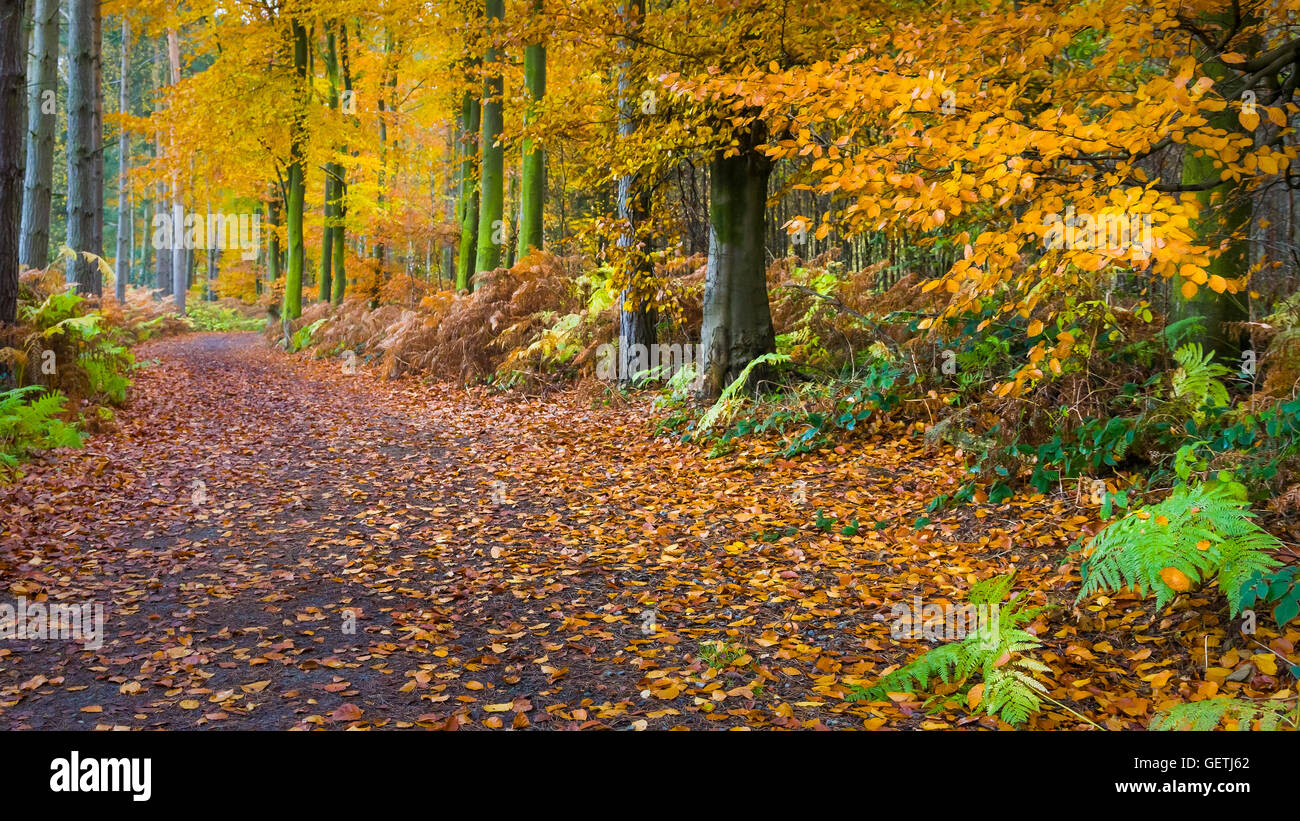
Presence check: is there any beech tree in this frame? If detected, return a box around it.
[473,0,506,276]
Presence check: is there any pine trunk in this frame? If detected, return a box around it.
[0,0,26,326]
[67,0,101,296]
[19,0,57,272]
[114,17,130,302]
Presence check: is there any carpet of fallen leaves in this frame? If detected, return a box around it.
[1,332,1297,730]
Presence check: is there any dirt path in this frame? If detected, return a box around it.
[0,332,1116,730]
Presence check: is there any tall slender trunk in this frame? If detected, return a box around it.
[267,195,281,285]
[114,18,130,302]
[320,170,334,302]
[282,18,308,320]
[66,0,101,296]
[19,0,57,271]
[151,36,169,296]
[331,24,351,305]
[474,0,505,274]
[0,0,26,326]
[91,2,103,262]
[616,0,655,384]
[319,28,342,305]
[698,122,776,397]
[519,0,545,254]
[168,28,184,313]
[456,88,479,291]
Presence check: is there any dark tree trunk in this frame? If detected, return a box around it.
[698,123,776,398]
[0,0,27,325]
[114,17,130,302]
[66,0,101,296]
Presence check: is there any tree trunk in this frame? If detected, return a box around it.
[168,28,184,313]
[698,124,776,398]
[331,24,351,305]
[319,27,343,305]
[282,18,308,320]
[19,0,57,272]
[114,17,130,302]
[151,37,168,296]
[267,196,281,286]
[0,0,26,326]
[1170,15,1254,361]
[91,1,103,263]
[320,171,334,303]
[519,0,545,254]
[66,0,101,296]
[615,0,655,384]
[456,88,479,291]
[474,0,505,274]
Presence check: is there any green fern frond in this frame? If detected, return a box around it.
[1151,697,1294,731]
[1171,342,1231,410]
[862,574,1053,725]
[1078,484,1282,616]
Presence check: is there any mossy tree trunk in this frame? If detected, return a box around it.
[698,121,776,398]
[519,0,545,254]
[474,0,505,276]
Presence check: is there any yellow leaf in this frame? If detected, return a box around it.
[1181,280,1198,299]
[967,682,985,710]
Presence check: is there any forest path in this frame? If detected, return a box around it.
[0,332,1089,729]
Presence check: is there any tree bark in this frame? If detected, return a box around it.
[282,18,308,320]
[66,0,101,296]
[151,36,169,296]
[456,87,480,291]
[519,0,545,254]
[615,0,655,384]
[114,17,130,302]
[474,0,505,274]
[1170,13,1254,361]
[698,123,776,398]
[168,28,184,312]
[0,0,27,326]
[267,195,282,286]
[19,0,57,272]
[331,24,351,305]
[91,1,103,262]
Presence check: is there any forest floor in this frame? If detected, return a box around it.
[0,332,1291,730]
